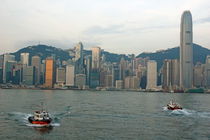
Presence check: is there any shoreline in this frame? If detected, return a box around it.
[0,86,209,94]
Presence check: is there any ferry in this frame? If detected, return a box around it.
[28,110,52,125]
[167,100,182,110]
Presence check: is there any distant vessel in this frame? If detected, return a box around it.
[173,89,184,93]
[185,88,204,93]
[28,110,52,125]
[167,100,182,110]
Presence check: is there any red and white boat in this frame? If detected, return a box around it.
[167,100,182,110]
[28,110,52,125]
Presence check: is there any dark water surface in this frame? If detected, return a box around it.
[1,89,210,140]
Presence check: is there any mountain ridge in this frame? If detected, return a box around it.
[10,43,210,70]
[137,43,210,70]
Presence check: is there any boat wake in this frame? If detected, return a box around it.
[163,107,210,118]
[7,111,64,127]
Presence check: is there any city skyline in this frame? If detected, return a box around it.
[0,0,210,55]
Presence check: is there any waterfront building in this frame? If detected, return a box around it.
[204,55,210,88]
[116,80,123,89]
[90,69,100,88]
[162,59,179,90]
[3,54,15,83]
[180,10,193,89]
[112,63,120,87]
[0,55,3,83]
[124,76,132,89]
[124,76,139,89]
[56,67,66,85]
[0,69,3,84]
[40,63,45,84]
[193,63,204,87]
[66,64,75,86]
[20,53,29,66]
[99,70,107,87]
[91,47,101,70]
[5,61,16,83]
[44,58,55,88]
[136,65,147,89]
[104,74,113,88]
[146,60,157,89]
[22,65,35,85]
[119,57,127,81]
[74,42,84,74]
[12,63,22,84]
[75,74,86,89]
[84,55,92,86]
[31,56,41,85]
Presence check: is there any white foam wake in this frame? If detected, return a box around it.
[163,107,210,118]
[8,112,61,127]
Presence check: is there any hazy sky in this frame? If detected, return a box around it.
[0,0,210,55]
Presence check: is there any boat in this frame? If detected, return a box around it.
[167,100,182,110]
[173,89,184,93]
[185,88,205,93]
[28,110,52,125]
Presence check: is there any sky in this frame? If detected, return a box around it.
[0,0,210,55]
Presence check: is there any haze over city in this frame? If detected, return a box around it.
[0,0,210,54]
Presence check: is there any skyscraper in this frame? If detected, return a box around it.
[193,63,204,87]
[20,53,29,66]
[112,63,120,87]
[74,42,84,74]
[75,42,83,62]
[75,74,86,89]
[162,59,179,90]
[3,54,15,83]
[31,56,41,85]
[180,10,193,89]
[205,55,210,88]
[0,55,4,83]
[56,67,66,84]
[66,64,75,86]
[91,47,101,70]
[90,47,101,88]
[146,60,157,89]
[84,55,92,86]
[44,58,55,88]
[22,65,35,85]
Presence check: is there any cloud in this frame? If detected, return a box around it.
[195,16,210,24]
[84,25,125,35]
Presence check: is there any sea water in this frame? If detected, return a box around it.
[1,89,210,140]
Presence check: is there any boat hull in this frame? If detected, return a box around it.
[28,116,52,125]
[167,106,182,110]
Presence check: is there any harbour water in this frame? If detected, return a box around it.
[1,89,210,140]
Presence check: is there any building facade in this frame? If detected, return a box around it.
[20,53,29,66]
[180,10,193,89]
[66,64,75,86]
[146,60,157,89]
[44,58,55,88]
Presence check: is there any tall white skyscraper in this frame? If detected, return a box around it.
[91,47,101,70]
[146,60,157,89]
[180,10,193,89]
[21,53,29,66]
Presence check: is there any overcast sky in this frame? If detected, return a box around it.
[0,0,210,55]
